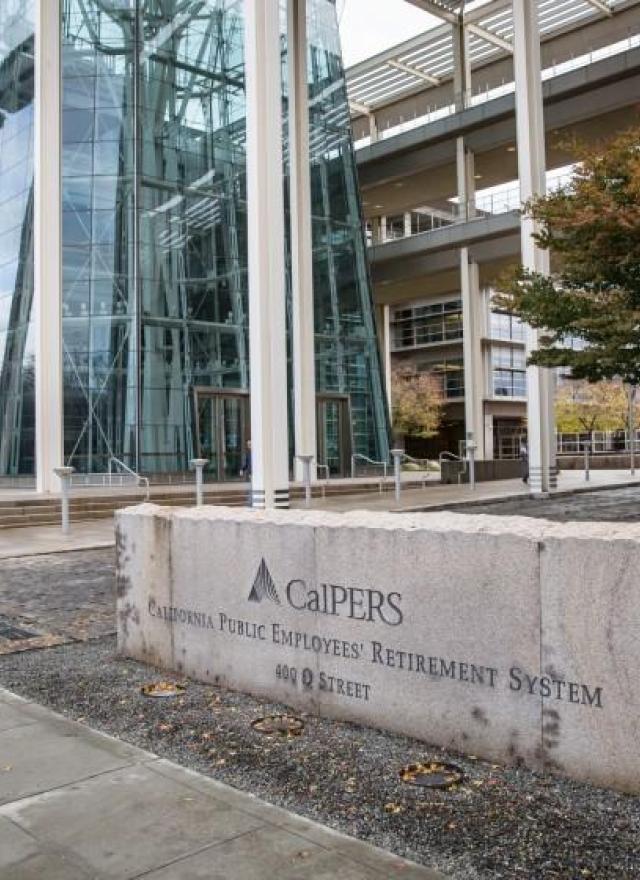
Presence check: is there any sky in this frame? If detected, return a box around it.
[338,0,437,68]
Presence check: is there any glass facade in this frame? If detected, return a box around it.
[490,309,526,342]
[491,344,527,398]
[0,1,36,476]
[392,299,463,350]
[0,0,389,477]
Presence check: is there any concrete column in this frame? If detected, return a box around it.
[288,0,317,482]
[34,0,64,494]
[484,414,494,461]
[452,19,472,112]
[461,251,485,459]
[456,139,476,221]
[245,0,290,509]
[382,304,393,416]
[369,113,379,144]
[512,0,557,494]
[453,22,483,463]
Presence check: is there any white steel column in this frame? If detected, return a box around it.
[288,0,317,483]
[34,0,64,494]
[377,303,392,418]
[245,0,290,508]
[512,0,557,494]
[454,18,484,460]
[452,19,472,112]
[461,251,485,459]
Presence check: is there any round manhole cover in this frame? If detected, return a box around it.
[399,761,464,789]
[251,714,304,737]
[140,682,186,698]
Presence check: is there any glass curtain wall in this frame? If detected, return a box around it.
[302,0,388,464]
[0,1,36,476]
[21,0,388,477]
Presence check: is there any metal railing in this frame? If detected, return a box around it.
[351,454,388,479]
[439,450,468,484]
[399,453,440,486]
[368,173,573,249]
[400,452,439,470]
[353,34,640,151]
[108,457,150,499]
[68,460,150,499]
[556,429,640,455]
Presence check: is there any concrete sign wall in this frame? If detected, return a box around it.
[116,505,640,793]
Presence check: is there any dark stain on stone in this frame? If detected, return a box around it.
[115,524,132,599]
[118,601,140,639]
[542,706,562,764]
[471,706,489,726]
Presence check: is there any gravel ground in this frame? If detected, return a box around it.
[0,637,637,880]
[450,485,640,522]
[0,548,115,645]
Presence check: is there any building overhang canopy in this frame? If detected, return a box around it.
[346,0,637,117]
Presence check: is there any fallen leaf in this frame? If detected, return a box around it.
[384,802,404,814]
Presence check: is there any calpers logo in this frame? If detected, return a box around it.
[247,558,403,626]
[248,558,281,605]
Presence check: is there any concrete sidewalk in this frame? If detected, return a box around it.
[3,469,640,560]
[0,688,443,880]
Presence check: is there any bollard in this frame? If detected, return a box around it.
[584,440,591,482]
[296,454,314,508]
[53,467,75,535]
[466,440,477,491]
[391,449,404,505]
[189,459,209,507]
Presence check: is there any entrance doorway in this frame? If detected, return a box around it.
[316,394,353,478]
[194,389,249,481]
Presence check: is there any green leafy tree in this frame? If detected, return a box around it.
[391,368,444,440]
[495,126,640,386]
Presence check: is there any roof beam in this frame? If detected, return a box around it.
[465,0,511,25]
[466,22,513,53]
[349,99,372,116]
[387,59,441,85]
[402,0,458,25]
[583,0,613,15]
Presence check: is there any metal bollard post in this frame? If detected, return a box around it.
[466,440,477,491]
[53,467,75,535]
[583,440,590,482]
[189,459,209,507]
[391,449,404,505]
[296,454,314,508]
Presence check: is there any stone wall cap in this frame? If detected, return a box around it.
[115,502,640,543]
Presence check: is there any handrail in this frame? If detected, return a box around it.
[108,457,151,500]
[438,450,468,485]
[351,454,388,479]
[439,451,463,463]
[401,453,439,470]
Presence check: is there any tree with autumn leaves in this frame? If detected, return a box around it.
[555,380,635,433]
[496,126,640,385]
[391,368,444,441]
[495,125,640,451]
